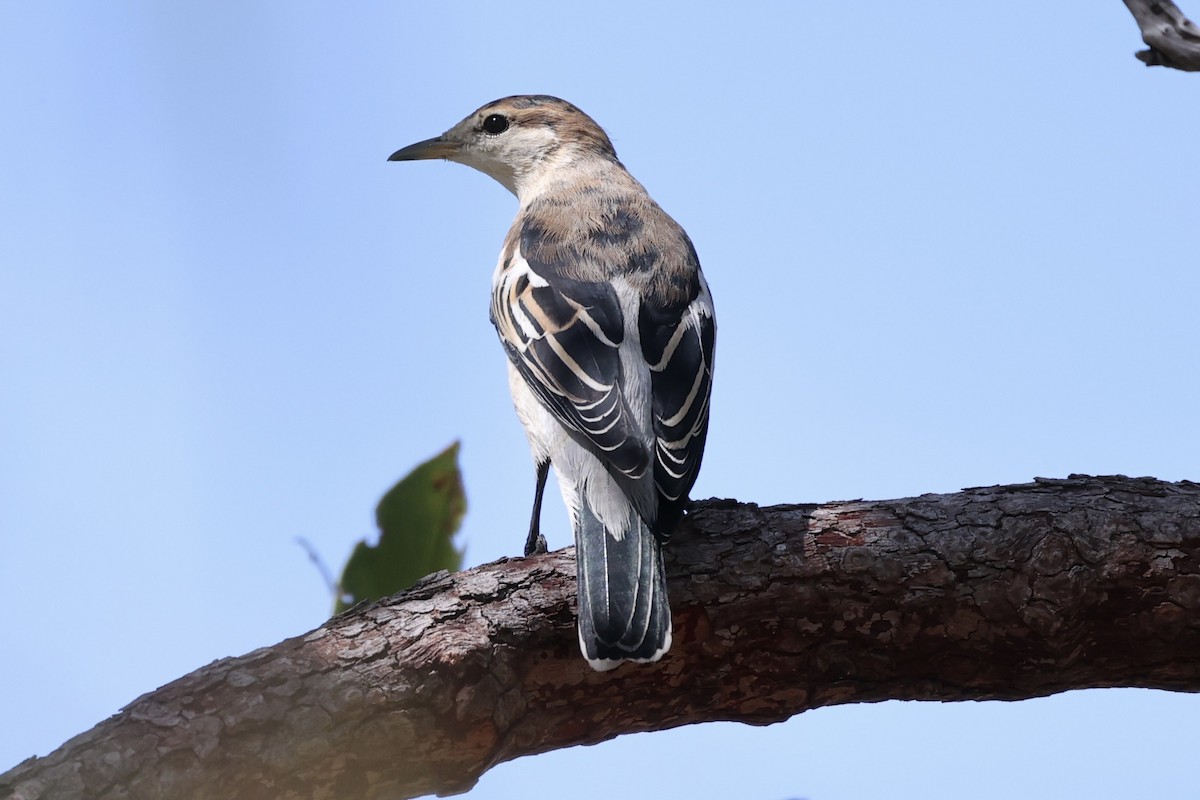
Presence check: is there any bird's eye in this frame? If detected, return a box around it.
[482,114,510,135]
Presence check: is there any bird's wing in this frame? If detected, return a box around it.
[492,239,658,523]
[639,264,716,539]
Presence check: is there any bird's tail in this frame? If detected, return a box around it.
[574,500,672,671]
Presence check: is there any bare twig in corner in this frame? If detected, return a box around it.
[1123,0,1200,71]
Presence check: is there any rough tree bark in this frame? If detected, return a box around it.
[4,475,1199,800]
[1123,0,1200,70]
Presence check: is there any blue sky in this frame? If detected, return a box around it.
[2,3,1198,798]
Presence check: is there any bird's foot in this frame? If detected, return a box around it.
[523,532,548,557]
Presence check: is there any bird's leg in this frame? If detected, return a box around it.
[524,460,550,556]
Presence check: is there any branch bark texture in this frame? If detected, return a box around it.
[5,475,1200,800]
[1124,0,1200,70]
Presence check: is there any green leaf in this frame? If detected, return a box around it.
[335,441,466,613]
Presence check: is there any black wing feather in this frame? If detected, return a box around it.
[639,272,715,539]
[492,248,656,520]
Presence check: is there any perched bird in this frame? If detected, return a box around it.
[389,95,715,670]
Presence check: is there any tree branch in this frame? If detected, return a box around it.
[1123,0,1200,71]
[4,475,1199,800]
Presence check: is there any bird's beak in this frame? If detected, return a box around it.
[387,136,460,162]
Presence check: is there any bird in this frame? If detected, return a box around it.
[388,95,715,670]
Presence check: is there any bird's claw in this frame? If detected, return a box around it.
[524,533,548,557]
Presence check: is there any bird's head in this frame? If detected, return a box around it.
[388,95,617,197]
